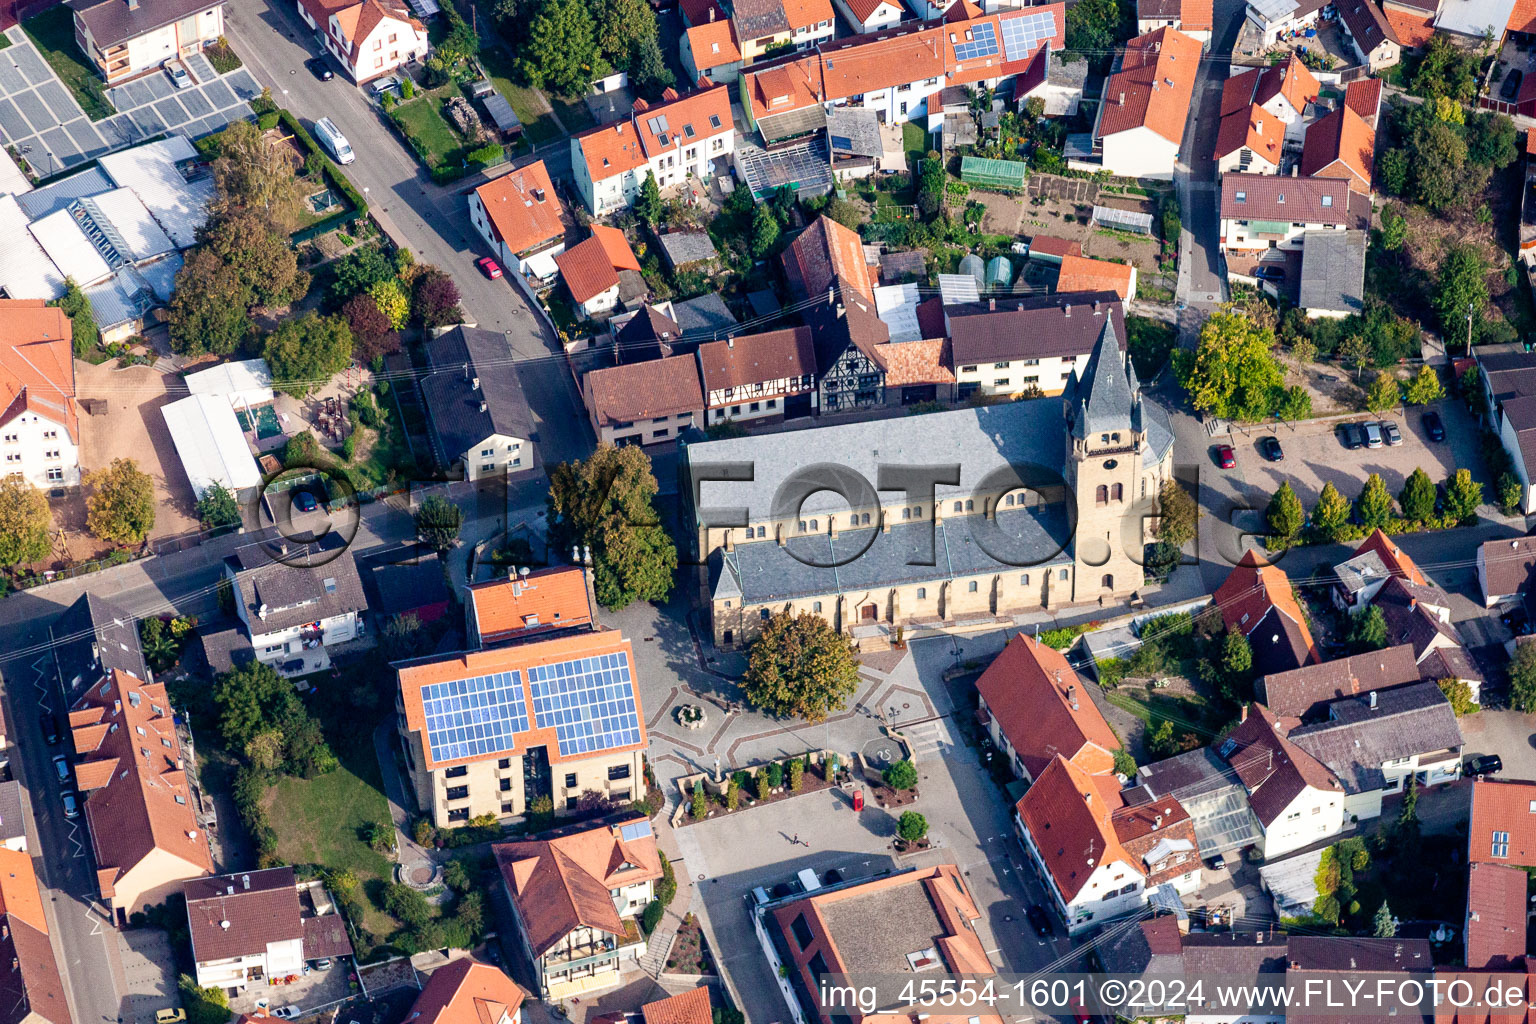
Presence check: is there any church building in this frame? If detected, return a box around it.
[683,321,1175,650]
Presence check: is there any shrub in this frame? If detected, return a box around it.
[897,811,928,843]
[766,761,784,788]
[787,758,803,792]
[690,780,706,819]
[256,111,279,131]
[883,759,918,790]
[756,771,771,802]
[641,899,665,934]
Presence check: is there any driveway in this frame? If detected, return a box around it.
[117,928,178,1024]
[1458,709,1536,775]
[100,50,262,144]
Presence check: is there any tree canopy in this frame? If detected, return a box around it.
[1266,481,1304,543]
[210,119,308,231]
[195,481,242,531]
[262,313,353,398]
[517,0,608,95]
[415,495,464,550]
[1355,473,1395,531]
[1174,312,1285,421]
[1156,478,1198,550]
[546,443,676,610]
[86,459,155,545]
[742,612,861,723]
[214,660,337,778]
[1434,245,1489,341]
[0,475,51,567]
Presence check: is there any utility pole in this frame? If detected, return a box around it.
[1467,301,1475,357]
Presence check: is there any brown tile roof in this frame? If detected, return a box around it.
[1112,795,1200,888]
[1215,103,1283,165]
[1481,536,1536,600]
[641,988,713,1024]
[1028,235,1083,258]
[301,912,353,960]
[473,163,563,258]
[0,848,69,1024]
[1181,0,1212,31]
[1056,255,1136,300]
[1466,861,1529,969]
[872,339,954,386]
[977,635,1120,780]
[467,567,594,646]
[1259,644,1421,721]
[1217,704,1341,826]
[1355,528,1428,585]
[1254,54,1321,113]
[586,353,705,428]
[948,293,1125,364]
[782,0,833,29]
[406,958,528,1024]
[1287,935,1432,971]
[1016,755,1134,900]
[629,85,733,162]
[841,0,896,22]
[556,236,621,305]
[185,867,301,965]
[398,631,647,770]
[685,19,741,69]
[1470,777,1536,866]
[70,670,213,901]
[1213,550,1319,664]
[1222,68,1262,115]
[1512,0,1536,32]
[1220,172,1366,228]
[1383,3,1435,42]
[1432,970,1536,1024]
[1301,106,1376,193]
[1338,0,1397,52]
[576,120,648,180]
[493,819,663,958]
[696,327,816,399]
[0,299,78,444]
[782,216,874,303]
[681,0,727,24]
[1098,27,1203,144]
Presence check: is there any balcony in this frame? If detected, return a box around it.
[544,919,643,967]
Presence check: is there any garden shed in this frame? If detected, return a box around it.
[960,155,1027,190]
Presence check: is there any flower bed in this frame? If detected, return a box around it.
[666,914,714,974]
[678,754,844,825]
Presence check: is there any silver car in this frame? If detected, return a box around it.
[163,60,192,89]
[61,792,78,819]
[52,754,69,784]
[1364,421,1384,448]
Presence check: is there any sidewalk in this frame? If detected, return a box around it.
[637,804,698,979]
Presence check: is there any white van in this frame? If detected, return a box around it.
[313,117,354,164]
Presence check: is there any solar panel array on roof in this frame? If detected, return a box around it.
[618,820,653,842]
[528,651,641,757]
[422,671,530,762]
[1000,10,1055,61]
[953,21,999,62]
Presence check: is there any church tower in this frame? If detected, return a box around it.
[1062,319,1147,604]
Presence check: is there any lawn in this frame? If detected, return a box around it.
[902,121,928,159]
[547,90,596,134]
[390,86,464,170]
[23,6,112,121]
[476,44,563,145]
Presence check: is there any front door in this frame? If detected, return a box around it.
[860,603,877,621]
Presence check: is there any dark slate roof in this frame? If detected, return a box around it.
[1065,319,1134,440]
[614,305,682,362]
[713,505,1074,604]
[1286,935,1432,972]
[1289,682,1462,795]
[69,0,223,48]
[810,287,890,373]
[1479,349,1536,405]
[1180,931,1288,974]
[1248,604,1315,677]
[419,326,534,472]
[733,0,791,37]
[1419,644,1481,684]
[197,628,256,677]
[1299,230,1367,316]
[0,781,23,846]
[1374,576,1462,659]
[946,292,1125,366]
[1217,704,1341,826]
[879,250,927,284]
[657,232,719,268]
[1098,916,1185,975]
[50,592,149,708]
[1479,535,1536,599]
[671,293,738,338]
[224,533,368,636]
[369,558,449,618]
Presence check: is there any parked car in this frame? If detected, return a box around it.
[1260,435,1284,461]
[476,256,503,280]
[309,958,333,970]
[1381,421,1402,446]
[1364,421,1384,448]
[61,792,78,819]
[1215,444,1236,469]
[369,75,402,99]
[292,490,318,513]
[1208,853,1226,871]
[1503,68,1524,101]
[52,754,69,785]
[1423,410,1445,442]
[1466,754,1503,777]
[312,117,354,165]
[155,1011,186,1024]
[38,711,58,745]
[1338,422,1364,449]
[1254,265,1285,282]
[1026,903,1054,937]
[305,57,333,81]
[163,59,192,89]
[272,1008,302,1020]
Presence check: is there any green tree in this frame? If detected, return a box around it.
[917,156,945,218]
[1276,385,1312,421]
[1222,629,1253,681]
[368,278,410,329]
[209,118,308,230]
[1412,36,1481,103]
[178,974,229,1024]
[1397,773,1421,845]
[787,758,803,792]
[1064,0,1121,54]
[1355,473,1395,531]
[630,34,675,100]
[691,779,707,819]
[384,883,431,927]
[328,244,396,304]
[85,458,155,545]
[0,475,51,567]
[1311,481,1352,542]
[1157,478,1198,550]
[750,202,781,258]
[414,495,463,550]
[1174,312,1285,421]
[1147,719,1176,758]
[1350,605,1388,653]
[883,759,918,790]
[167,247,255,355]
[591,0,656,65]
[195,481,242,530]
[262,312,353,398]
[1365,372,1401,413]
[1510,640,1536,712]
[244,730,285,774]
[1404,365,1445,406]
[1500,472,1525,516]
[1399,468,1437,523]
[1434,244,1489,340]
[742,612,860,722]
[214,661,292,750]
[897,811,928,843]
[1112,749,1137,777]
[1407,117,1473,211]
[1467,109,1519,168]
[200,209,309,308]
[1373,901,1398,938]
[1338,333,1373,381]
[53,278,100,358]
[1380,204,1408,253]
[546,443,677,610]
[1442,467,1483,523]
[1378,148,1409,195]
[1266,481,1304,543]
[517,0,607,94]
[1438,677,1476,716]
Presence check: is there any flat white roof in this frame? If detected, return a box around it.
[1434,0,1517,36]
[874,282,923,343]
[97,136,211,250]
[0,194,64,300]
[161,393,263,499]
[1248,0,1300,22]
[30,208,112,287]
[84,187,176,262]
[185,359,275,409]
[0,149,31,198]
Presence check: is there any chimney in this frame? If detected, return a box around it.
[1093,300,1101,314]
[723,531,734,552]
[1239,704,1249,723]
[709,5,715,18]
[219,920,230,930]
[1369,690,1378,710]
[1063,303,1071,317]
[241,874,250,890]
[1153,814,1162,829]
[126,0,138,9]
[472,377,481,390]
[1067,685,1078,711]
[1291,164,1298,177]
[988,297,996,310]
[727,335,735,348]
[479,401,487,413]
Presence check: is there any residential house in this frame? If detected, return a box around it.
[590,987,713,1024]
[1431,0,1514,46]
[730,0,835,60]
[185,867,305,993]
[0,847,70,1024]
[419,325,535,481]
[570,85,735,215]
[1135,0,1214,40]
[465,567,597,650]
[1464,859,1528,969]
[0,300,79,489]
[1382,0,1435,45]
[976,634,1122,783]
[1345,76,1385,127]
[1259,643,1422,722]
[1135,747,1265,859]
[1219,174,1370,283]
[1298,229,1368,319]
[1212,549,1319,676]
[1111,792,1202,897]
[1100,919,1286,1009]
[0,781,25,853]
[1222,55,1321,145]
[1286,936,1434,1008]
[1288,681,1464,819]
[946,292,1126,400]
[869,334,954,407]
[50,591,149,709]
[809,290,890,413]
[223,534,368,677]
[680,16,743,84]
[555,225,642,319]
[766,865,1003,1024]
[1055,254,1137,300]
[1478,535,1536,606]
[583,353,705,447]
[1469,776,1536,866]
[1214,703,1344,860]
[608,304,684,364]
[1014,754,1146,935]
[293,0,428,84]
[1331,527,1430,612]
[1088,27,1202,179]
[1301,105,1376,194]
[405,956,527,1024]
[1477,349,1536,514]
[1335,0,1401,68]
[1214,102,1284,175]
[396,630,648,827]
[1243,0,1330,47]
[468,162,566,279]
[70,0,226,85]
[494,818,662,1000]
[69,670,213,923]
[1374,574,1484,702]
[782,215,873,303]
[656,232,718,273]
[696,327,817,425]
[833,0,905,33]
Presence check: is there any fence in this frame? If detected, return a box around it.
[12,547,150,591]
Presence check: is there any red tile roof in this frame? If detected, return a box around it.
[782,0,834,30]
[586,354,705,428]
[0,299,77,444]
[872,338,954,385]
[185,867,302,965]
[1353,528,1428,585]
[1254,54,1321,114]
[473,162,563,258]
[406,958,528,1024]
[556,236,621,305]
[1383,3,1435,43]
[1466,861,1529,970]
[1056,254,1135,299]
[641,988,713,1024]
[1098,27,1203,144]
[1469,778,1536,866]
[1511,0,1536,33]
[592,224,641,272]
[685,19,741,69]
[467,567,593,646]
[1215,103,1283,165]
[1213,550,1318,660]
[1344,77,1385,124]
[576,85,733,184]
[681,0,727,25]
[1301,106,1375,193]
[976,635,1120,780]
[1028,235,1083,258]
[1181,0,1212,30]
[1112,796,1200,888]
[696,327,816,399]
[782,215,874,302]
[1222,67,1263,115]
[840,0,897,22]
[0,848,69,1024]
[1016,755,1134,901]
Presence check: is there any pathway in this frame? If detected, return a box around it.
[636,809,696,978]
[372,718,434,871]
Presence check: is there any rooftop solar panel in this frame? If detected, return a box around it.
[953,21,998,62]
[619,820,653,842]
[422,670,529,763]
[528,651,642,757]
[1000,10,1054,62]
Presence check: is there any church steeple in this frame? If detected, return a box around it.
[1068,320,1135,441]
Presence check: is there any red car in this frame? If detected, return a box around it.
[476,256,503,280]
[1215,444,1236,469]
